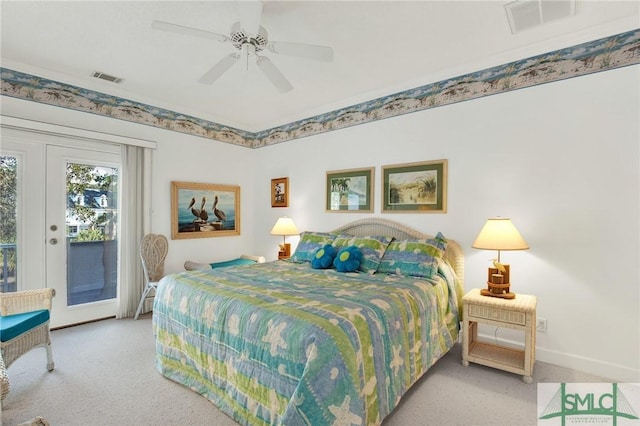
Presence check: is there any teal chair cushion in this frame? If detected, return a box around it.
[209,258,256,269]
[0,309,50,342]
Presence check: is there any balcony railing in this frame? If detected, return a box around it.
[0,241,117,303]
[0,243,16,292]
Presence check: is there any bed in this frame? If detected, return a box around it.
[153,218,464,425]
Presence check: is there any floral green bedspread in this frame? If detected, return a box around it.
[153,260,461,425]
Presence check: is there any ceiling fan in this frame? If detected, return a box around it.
[151,2,334,93]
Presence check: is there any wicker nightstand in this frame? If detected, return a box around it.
[462,288,537,383]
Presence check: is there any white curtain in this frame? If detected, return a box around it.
[117,144,152,318]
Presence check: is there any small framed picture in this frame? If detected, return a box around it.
[271,177,289,207]
[171,181,240,239]
[326,167,374,212]
[382,159,447,213]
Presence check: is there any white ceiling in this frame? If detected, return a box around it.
[1,1,638,132]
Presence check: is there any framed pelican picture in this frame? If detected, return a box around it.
[171,181,240,239]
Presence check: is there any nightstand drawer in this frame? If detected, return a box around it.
[468,304,526,325]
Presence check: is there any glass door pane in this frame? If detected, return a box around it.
[0,155,18,293]
[65,162,119,306]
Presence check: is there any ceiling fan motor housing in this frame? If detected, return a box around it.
[230,22,268,52]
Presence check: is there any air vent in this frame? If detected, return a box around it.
[92,71,124,84]
[505,0,577,34]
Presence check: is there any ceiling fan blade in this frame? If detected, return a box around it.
[236,1,263,35]
[268,41,334,62]
[151,20,229,43]
[198,54,240,85]
[256,56,293,93]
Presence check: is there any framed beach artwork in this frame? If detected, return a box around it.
[271,177,289,207]
[325,167,374,212]
[171,181,240,239]
[382,159,447,213]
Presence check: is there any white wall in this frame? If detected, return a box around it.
[1,96,260,273]
[149,134,259,272]
[252,66,640,382]
[2,64,638,382]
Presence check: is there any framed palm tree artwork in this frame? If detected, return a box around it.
[325,167,374,212]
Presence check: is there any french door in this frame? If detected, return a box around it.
[1,131,121,328]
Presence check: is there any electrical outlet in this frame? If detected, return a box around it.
[537,318,547,333]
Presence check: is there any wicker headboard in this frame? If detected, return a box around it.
[331,218,465,288]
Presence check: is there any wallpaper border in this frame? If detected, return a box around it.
[2,29,639,149]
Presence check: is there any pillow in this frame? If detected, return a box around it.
[333,246,363,272]
[311,244,337,269]
[290,231,337,263]
[332,235,393,274]
[377,232,448,279]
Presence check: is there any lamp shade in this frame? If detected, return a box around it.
[270,217,299,236]
[472,217,529,251]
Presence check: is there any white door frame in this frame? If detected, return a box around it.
[0,137,46,293]
[1,119,155,327]
[46,144,121,327]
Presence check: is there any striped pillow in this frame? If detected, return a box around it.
[377,232,447,279]
[290,231,337,263]
[332,235,393,274]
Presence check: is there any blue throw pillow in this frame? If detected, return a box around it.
[333,246,363,272]
[332,235,392,274]
[311,244,337,269]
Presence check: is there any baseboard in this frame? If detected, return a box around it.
[535,346,639,383]
[477,332,639,383]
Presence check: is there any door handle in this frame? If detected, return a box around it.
[49,238,58,245]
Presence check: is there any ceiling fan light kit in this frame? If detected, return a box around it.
[152,3,334,93]
[230,22,268,52]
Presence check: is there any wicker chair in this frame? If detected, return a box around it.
[0,288,56,391]
[1,351,9,403]
[134,234,168,320]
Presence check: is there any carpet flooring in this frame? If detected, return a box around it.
[1,315,609,426]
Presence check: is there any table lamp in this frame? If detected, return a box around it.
[270,217,299,259]
[472,217,529,299]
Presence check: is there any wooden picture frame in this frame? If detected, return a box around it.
[271,177,289,208]
[326,167,374,212]
[382,159,447,213]
[171,181,240,239]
